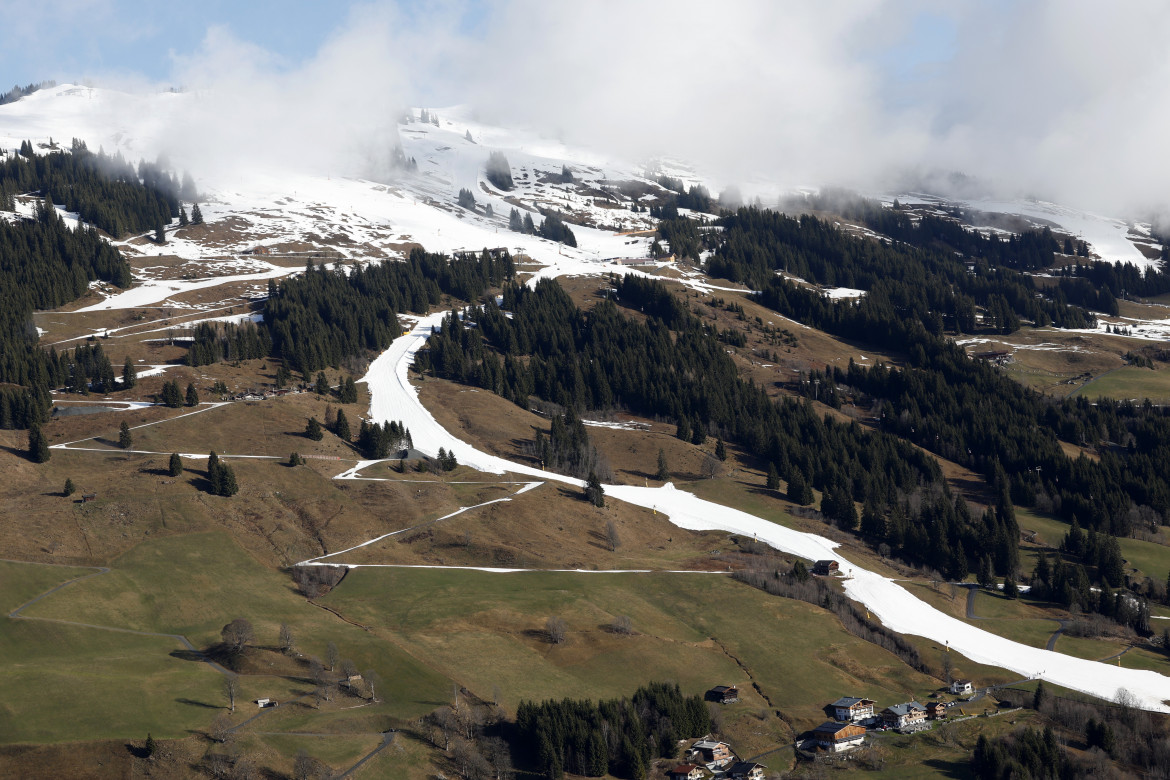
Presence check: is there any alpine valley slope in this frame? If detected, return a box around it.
[7,84,1170,712]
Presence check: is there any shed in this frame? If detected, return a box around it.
[706,685,739,704]
[81,493,97,502]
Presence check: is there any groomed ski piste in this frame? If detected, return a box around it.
[347,302,1170,714]
[8,84,1170,712]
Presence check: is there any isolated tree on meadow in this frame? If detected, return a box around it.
[119,420,132,449]
[656,449,670,482]
[221,620,254,657]
[217,464,239,497]
[191,202,204,224]
[168,452,183,477]
[363,669,382,702]
[144,733,157,758]
[178,205,188,227]
[288,452,305,466]
[279,623,295,655]
[185,382,198,407]
[223,672,240,712]
[326,641,339,672]
[545,616,567,645]
[160,379,183,408]
[585,471,605,507]
[605,519,620,551]
[28,423,49,463]
[306,417,323,441]
[121,357,137,388]
[63,478,75,496]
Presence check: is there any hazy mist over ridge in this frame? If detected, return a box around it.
[28,0,1170,220]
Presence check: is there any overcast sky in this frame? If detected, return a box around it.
[3,0,1168,217]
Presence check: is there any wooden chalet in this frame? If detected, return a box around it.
[668,765,705,780]
[881,702,927,729]
[706,685,740,704]
[830,696,875,722]
[927,701,948,720]
[812,560,839,576]
[687,740,734,768]
[727,762,766,780]
[812,721,866,753]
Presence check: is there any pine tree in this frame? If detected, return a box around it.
[766,462,780,490]
[523,212,536,234]
[218,464,239,497]
[119,420,132,449]
[28,423,49,463]
[64,478,75,496]
[715,437,727,461]
[168,453,182,477]
[585,471,604,507]
[675,416,691,442]
[787,471,813,505]
[509,208,523,232]
[185,382,198,407]
[144,733,156,759]
[335,409,351,441]
[315,371,329,396]
[154,221,165,244]
[178,206,188,227]
[656,448,670,481]
[306,417,323,441]
[1003,575,1019,599]
[121,357,137,389]
[191,202,204,224]
[207,451,223,494]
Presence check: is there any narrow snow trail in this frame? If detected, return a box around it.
[359,313,1170,713]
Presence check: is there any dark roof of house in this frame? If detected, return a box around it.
[831,696,875,708]
[813,721,859,736]
[728,762,765,776]
[670,765,703,775]
[884,702,926,716]
[711,685,737,693]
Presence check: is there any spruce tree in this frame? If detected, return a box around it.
[191,202,204,224]
[715,437,727,461]
[64,478,75,496]
[168,453,183,477]
[178,206,188,227]
[121,357,137,388]
[28,423,49,462]
[185,382,198,407]
[119,420,132,449]
[335,409,351,442]
[509,208,523,232]
[315,371,329,396]
[585,471,604,507]
[656,449,670,481]
[766,462,780,491]
[218,464,239,497]
[154,221,165,244]
[207,451,223,494]
[306,417,323,441]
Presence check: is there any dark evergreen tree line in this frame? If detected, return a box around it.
[414,274,942,513]
[261,248,513,374]
[514,682,710,780]
[0,81,56,105]
[4,141,182,237]
[185,321,272,366]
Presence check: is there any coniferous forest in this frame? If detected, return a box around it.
[515,682,710,780]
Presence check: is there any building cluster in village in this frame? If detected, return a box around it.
[688,678,979,765]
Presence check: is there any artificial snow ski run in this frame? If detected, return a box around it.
[350,306,1170,714]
